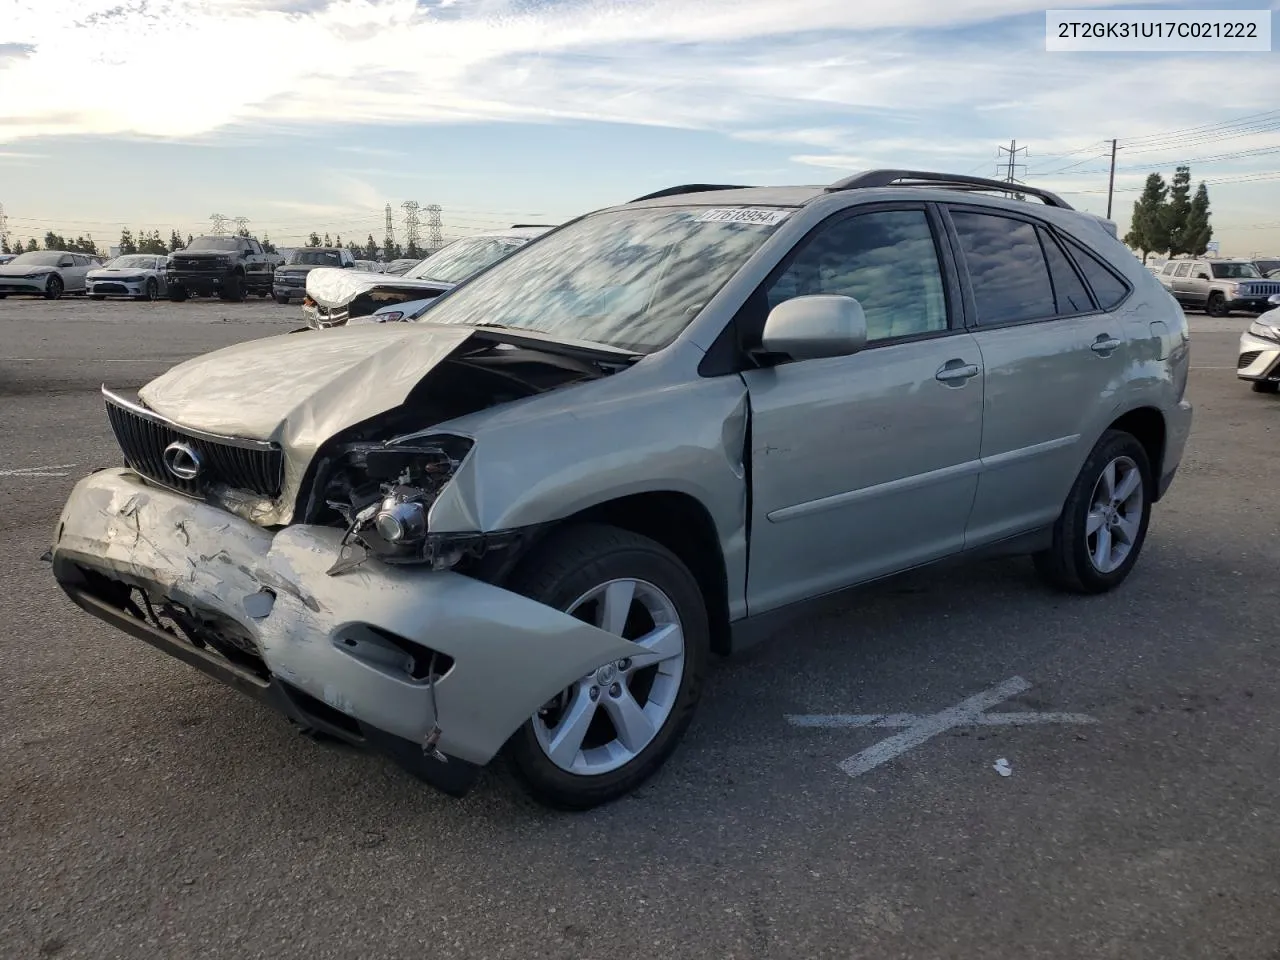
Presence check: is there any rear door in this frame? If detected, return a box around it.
[740,203,985,613]
[941,205,1133,547]
[1169,261,1194,303]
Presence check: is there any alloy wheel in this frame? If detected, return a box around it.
[1085,455,1143,574]
[532,578,686,776]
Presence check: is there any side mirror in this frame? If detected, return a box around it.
[760,294,868,361]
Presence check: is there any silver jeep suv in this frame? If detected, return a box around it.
[48,170,1193,809]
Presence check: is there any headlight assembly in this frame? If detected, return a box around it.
[1248,321,1280,343]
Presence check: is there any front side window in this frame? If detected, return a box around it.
[951,210,1056,326]
[1162,262,1178,275]
[764,208,947,341]
[420,207,786,353]
[1211,262,1262,279]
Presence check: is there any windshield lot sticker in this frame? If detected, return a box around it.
[695,208,790,226]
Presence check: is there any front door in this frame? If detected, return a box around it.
[740,205,984,615]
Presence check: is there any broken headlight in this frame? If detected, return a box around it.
[324,434,482,571]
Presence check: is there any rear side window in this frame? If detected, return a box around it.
[1161,262,1178,275]
[1174,262,1191,278]
[1038,229,1093,314]
[1063,237,1130,310]
[950,211,1056,326]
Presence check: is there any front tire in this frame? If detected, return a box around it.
[44,275,63,300]
[89,294,105,301]
[1251,380,1279,394]
[168,284,188,302]
[273,293,290,304]
[1205,292,1229,317]
[219,272,246,302]
[1034,430,1153,594]
[504,523,709,809]
[141,277,158,301]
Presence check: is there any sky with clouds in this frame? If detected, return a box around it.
[2,0,1279,253]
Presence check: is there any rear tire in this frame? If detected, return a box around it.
[503,523,709,810]
[1034,430,1153,595]
[1251,380,1279,394]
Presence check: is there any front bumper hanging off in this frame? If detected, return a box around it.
[49,469,638,796]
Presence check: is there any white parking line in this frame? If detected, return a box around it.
[786,676,1098,779]
[7,358,157,362]
[0,464,76,478]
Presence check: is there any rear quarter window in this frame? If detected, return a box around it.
[1064,237,1130,310]
[949,210,1057,326]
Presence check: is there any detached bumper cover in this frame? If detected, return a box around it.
[50,469,638,792]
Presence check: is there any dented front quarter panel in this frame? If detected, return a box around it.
[425,339,752,620]
[52,469,641,766]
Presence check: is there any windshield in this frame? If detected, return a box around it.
[107,255,155,269]
[406,235,531,284]
[384,259,421,276]
[1254,259,1280,275]
[419,207,785,353]
[1212,262,1262,279]
[289,249,343,266]
[9,252,62,266]
[185,237,241,252]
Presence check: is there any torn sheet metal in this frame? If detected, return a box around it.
[52,469,640,765]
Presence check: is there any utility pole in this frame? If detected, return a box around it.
[995,140,1028,200]
[0,203,9,252]
[425,204,443,252]
[383,203,396,257]
[209,213,228,235]
[1105,138,1118,220]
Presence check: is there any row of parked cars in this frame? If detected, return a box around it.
[47,168,1199,810]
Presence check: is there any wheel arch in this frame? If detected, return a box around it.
[1106,406,1167,499]
[524,491,733,657]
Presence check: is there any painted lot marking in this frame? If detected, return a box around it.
[0,464,76,478]
[787,676,1097,779]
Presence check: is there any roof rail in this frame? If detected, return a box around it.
[509,223,556,229]
[826,169,1074,209]
[628,184,752,203]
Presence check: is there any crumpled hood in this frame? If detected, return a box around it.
[306,266,454,308]
[138,322,476,444]
[0,263,54,276]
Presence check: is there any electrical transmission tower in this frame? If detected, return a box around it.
[0,203,9,251]
[232,216,250,236]
[995,140,1028,200]
[424,204,443,251]
[401,201,422,253]
[209,213,229,235]
[383,203,396,254]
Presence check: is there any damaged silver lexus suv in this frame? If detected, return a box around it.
[49,170,1192,809]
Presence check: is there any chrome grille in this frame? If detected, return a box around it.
[171,257,223,271]
[1242,282,1280,298]
[103,390,283,499]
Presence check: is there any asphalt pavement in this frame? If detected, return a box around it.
[2,297,1278,960]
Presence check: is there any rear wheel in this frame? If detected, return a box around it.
[504,524,709,809]
[1206,292,1229,317]
[1034,430,1153,594]
[44,275,63,300]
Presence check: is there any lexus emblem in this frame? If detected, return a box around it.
[162,442,204,481]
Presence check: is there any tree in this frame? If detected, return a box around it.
[137,230,167,255]
[1185,182,1213,257]
[261,233,277,254]
[0,236,9,254]
[169,230,184,252]
[335,234,342,247]
[405,239,422,259]
[25,238,38,252]
[364,234,379,260]
[1164,165,1193,256]
[346,240,362,257]
[118,228,138,255]
[186,233,194,247]
[1123,173,1170,263]
[323,232,332,246]
[44,230,66,250]
[236,226,251,238]
[306,231,321,247]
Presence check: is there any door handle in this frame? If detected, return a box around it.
[1091,335,1121,355]
[935,360,980,383]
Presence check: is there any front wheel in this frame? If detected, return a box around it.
[1034,430,1153,594]
[140,277,158,301]
[219,273,246,302]
[273,293,290,304]
[504,524,709,809]
[1205,292,1229,317]
[168,284,188,302]
[44,275,63,300]
[1251,380,1279,394]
